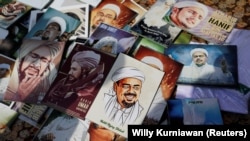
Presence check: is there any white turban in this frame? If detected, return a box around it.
[47,16,67,35]
[111,67,145,83]
[0,63,10,70]
[72,51,101,69]
[93,36,118,54]
[190,48,208,57]
[141,56,164,71]
[174,1,208,19]
[101,4,121,17]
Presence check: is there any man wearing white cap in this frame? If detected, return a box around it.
[0,63,11,97]
[166,1,208,29]
[47,50,104,107]
[91,3,121,31]
[104,66,145,126]
[93,36,118,54]
[33,16,67,41]
[179,48,234,84]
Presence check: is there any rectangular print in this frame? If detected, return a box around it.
[165,44,238,86]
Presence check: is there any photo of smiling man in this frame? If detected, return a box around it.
[4,39,64,104]
[86,53,164,138]
[104,66,145,126]
[164,0,208,29]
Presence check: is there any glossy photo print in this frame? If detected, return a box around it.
[162,0,238,44]
[42,44,116,120]
[165,44,238,87]
[4,39,65,104]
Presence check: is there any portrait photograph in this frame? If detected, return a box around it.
[85,23,138,55]
[89,0,138,34]
[165,44,238,87]
[86,53,164,138]
[56,2,90,40]
[130,0,182,46]
[4,39,65,104]
[42,44,116,120]
[162,0,238,44]
[24,7,81,42]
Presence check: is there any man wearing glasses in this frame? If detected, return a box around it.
[104,66,145,126]
[91,3,120,32]
[4,39,63,103]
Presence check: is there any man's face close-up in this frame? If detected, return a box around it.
[176,6,205,28]
[42,22,61,41]
[192,51,207,67]
[92,9,116,29]
[114,78,142,108]
[21,46,51,79]
[68,61,82,82]
[100,44,113,53]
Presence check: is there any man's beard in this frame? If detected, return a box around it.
[122,100,136,108]
[121,93,137,108]
[65,75,78,84]
[41,36,49,40]
[92,20,102,30]
[20,66,40,80]
[0,72,8,78]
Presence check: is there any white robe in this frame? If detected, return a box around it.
[179,62,234,84]
[104,89,143,126]
[37,116,89,141]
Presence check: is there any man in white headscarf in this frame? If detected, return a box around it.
[104,66,145,126]
[164,0,208,29]
[91,3,121,32]
[179,48,234,84]
[47,50,105,107]
[131,0,178,45]
[4,39,63,103]
[93,36,118,54]
[33,16,67,41]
